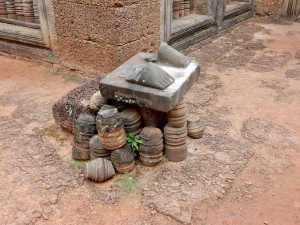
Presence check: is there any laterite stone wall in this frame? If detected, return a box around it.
[52,0,161,76]
[255,0,283,16]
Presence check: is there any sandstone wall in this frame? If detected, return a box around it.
[52,0,161,75]
[255,0,283,16]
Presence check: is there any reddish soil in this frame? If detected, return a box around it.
[1,18,300,225]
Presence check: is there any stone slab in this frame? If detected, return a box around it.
[99,52,200,112]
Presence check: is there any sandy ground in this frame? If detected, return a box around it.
[0,18,300,225]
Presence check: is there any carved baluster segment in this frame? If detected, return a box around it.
[33,0,39,23]
[14,0,24,21]
[6,0,17,19]
[184,0,190,16]
[173,0,179,19]
[179,0,184,17]
[0,0,7,18]
[22,0,35,23]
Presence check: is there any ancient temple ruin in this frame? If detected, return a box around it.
[0,0,297,76]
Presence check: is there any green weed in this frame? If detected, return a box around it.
[44,124,63,143]
[114,175,141,196]
[53,67,62,74]
[126,132,142,156]
[66,159,86,169]
[183,165,191,173]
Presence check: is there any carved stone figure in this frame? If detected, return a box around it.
[125,62,175,90]
[158,42,191,68]
[99,42,200,112]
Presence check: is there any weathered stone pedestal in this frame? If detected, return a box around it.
[99,55,200,113]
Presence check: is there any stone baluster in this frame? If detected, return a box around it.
[173,0,180,19]
[14,0,24,21]
[184,0,190,16]
[179,0,184,17]
[0,0,7,18]
[6,0,17,19]
[22,0,34,23]
[33,0,39,23]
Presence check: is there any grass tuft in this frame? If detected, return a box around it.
[53,67,62,74]
[44,124,63,143]
[114,175,141,196]
[66,159,86,169]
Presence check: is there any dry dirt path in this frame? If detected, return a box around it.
[0,18,300,225]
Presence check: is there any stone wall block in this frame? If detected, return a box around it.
[115,2,160,45]
[54,2,117,44]
[53,0,161,75]
[57,36,119,73]
[117,34,159,65]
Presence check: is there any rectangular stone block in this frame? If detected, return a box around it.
[57,36,119,73]
[99,52,200,112]
[117,33,159,62]
[54,1,117,45]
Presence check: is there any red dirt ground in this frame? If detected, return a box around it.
[0,18,300,225]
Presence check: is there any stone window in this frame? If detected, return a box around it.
[0,0,53,48]
[161,0,254,50]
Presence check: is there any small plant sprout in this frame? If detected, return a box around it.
[126,132,142,155]
[66,159,85,169]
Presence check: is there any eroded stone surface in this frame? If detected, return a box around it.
[99,52,200,112]
[53,0,160,75]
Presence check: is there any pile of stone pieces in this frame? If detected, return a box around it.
[71,94,205,183]
[89,135,111,160]
[56,43,205,183]
[73,106,136,177]
[164,97,188,161]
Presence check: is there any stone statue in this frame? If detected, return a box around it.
[99,42,200,112]
[125,42,191,90]
[125,62,175,90]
